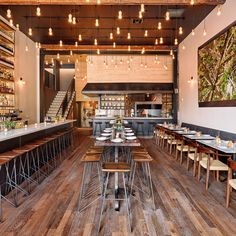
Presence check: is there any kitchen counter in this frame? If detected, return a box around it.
[92,117,173,137]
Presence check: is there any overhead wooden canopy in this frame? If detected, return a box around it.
[0,0,225,5]
[41,44,174,51]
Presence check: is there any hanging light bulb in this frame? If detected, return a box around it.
[144,63,147,68]
[97,0,101,4]
[16,24,20,30]
[36,6,41,16]
[115,63,118,68]
[155,38,158,45]
[164,64,168,70]
[139,11,143,19]
[128,45,131,52]
[174,38,178,45]
[144,30,148,37]
[70,50,73,56]
[7,9,12,18]
[9,19,13,27]
[203,28,207,36]
[182,44,186,50]
[130,56,133,62]
[165,11,170,21]
[116,27,120,35]
[75,41,78,47]
[57,53,60,59]
[160,37,163,44]
[25,45,29,52]
[118,10,122,20]
[190,0,194,5]
[217,5,222,16]
[141,47,145,54]
[28,28,32,36]
[170,49,173,56]
[111,57,114,63]
[140,4,145,13]
[78,34,82,41]
[68,58,70,63]
[36,42,39,48]
[94,38,98,45]
[127,32,131,40]
[49,27,53,36]
[120,58,123,64]
[45,60,49,65]
[59,40,63,47]
[95,18,99,27]
[72,17,76,25]
[128,65,131,71]
[103,59,106,65]
[179,26,183,35]
[60,61,63,65]
[172,54,175,60]
[113,42,116,48]
[158,22,162,30]
[110,32,113,40]
[191,29,195,36]
[68,13,72,23]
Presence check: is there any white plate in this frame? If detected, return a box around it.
[124,127,131,130]
[126,136,137,140]
[103,130,112,133]
[101,133,111,137]
[111,138,123,143]
[125,130,133,133]
[125,133,135,136]
[96,136,108,141]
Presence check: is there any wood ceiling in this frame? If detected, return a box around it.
[0,0,224,51]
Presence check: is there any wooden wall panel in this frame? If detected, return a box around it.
[87,55,173,83]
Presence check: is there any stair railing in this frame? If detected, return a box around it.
[56,78,75,118]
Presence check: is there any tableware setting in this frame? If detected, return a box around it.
[125,129,133,133]
[111,138,123,143]
[103,129,112,133]
[125,132,135,136]
[125,136,137,140]
[101,133,112,137]
[96,136,109,141]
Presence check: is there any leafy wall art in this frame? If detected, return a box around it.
[198,22,236,107]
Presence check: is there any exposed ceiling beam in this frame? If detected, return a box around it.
[0,0,225,5]
[41,44,175,52]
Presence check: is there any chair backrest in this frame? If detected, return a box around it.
[228,158,236,171]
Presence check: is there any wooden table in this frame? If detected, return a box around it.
[95,138,140,210]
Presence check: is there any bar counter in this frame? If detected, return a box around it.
[92,116,173,136]
[0,120,75,153]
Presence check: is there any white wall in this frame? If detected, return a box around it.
[60,68,74,90]
[87,55,173,83]
[14,30,39,123]
[178,0,236,133]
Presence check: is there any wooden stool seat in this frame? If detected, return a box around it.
[81,154,101,162]
[177,145,195,152]
[102,162,130,173]
[132,154,153,162]
[0,151,21,159]
[13,145,38,153]
[188,152,209,161]
[86,149,103,154]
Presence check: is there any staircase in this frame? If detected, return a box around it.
[46,91,67,118]
[46,79,76,120]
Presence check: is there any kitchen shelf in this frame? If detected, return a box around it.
[0,16,15,115]
[0,77,14,83]
[0,91,14,95]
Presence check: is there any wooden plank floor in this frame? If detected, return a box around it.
[0,130,236,236]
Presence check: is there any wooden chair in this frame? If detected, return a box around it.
[226,158,236,207]
[175,135,195,164]
[197,147,229,190]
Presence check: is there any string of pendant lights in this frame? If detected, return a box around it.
[6,1,223,56]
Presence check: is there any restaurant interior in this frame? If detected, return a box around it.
[0,0,235,235]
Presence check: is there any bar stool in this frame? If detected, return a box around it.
[77,153,102,212]
[0,151,29,208]
[226,158,236,207]
[148,122,156,136]
[136,121,144,136]
[130,153,155,209]
[94,122,102,136]
[98,162,131,233]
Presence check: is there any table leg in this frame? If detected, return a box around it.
[233,153,236,178]
[114,146,119,211]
